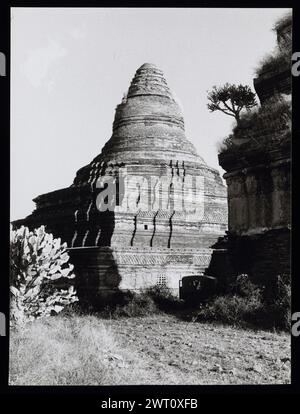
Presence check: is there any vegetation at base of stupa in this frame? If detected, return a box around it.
[95,274,290,332]
[9,223,291,332]
[185,274,291,332]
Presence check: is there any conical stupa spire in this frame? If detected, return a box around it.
[98,63,205,164]
[127,63,173,99]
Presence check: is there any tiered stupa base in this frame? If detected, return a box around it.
[69,246,215,305]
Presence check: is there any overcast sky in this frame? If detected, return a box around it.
[11,7,291,221]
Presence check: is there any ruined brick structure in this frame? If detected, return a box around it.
[219,145,290,284]
[14,63,227,304]
[218,18,291,285]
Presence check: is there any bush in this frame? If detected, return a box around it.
[263,274,291,331]
[256,12,292,77]
[101,285,184,318]
[273,12,292,33]
[114,292,158,317]
[105,290,158,318]
[145,285,184,312]
[217,134,235,153]
[196,294,263,326]
[255,51,290,77]
[219,95,291,154]
[190,274,291,331]
[236,96,290,135]
[194,274,263,326]
[10,226,78,327]
[228,273,262,297]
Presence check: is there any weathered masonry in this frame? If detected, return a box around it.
[14,63,228,304]
[218,17,291,284]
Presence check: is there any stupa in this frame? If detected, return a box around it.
[14,63,228,304]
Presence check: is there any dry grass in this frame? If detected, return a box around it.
[10,314,291,386]
[9,315,154,385]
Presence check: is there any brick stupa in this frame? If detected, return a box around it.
[15,63,228,304]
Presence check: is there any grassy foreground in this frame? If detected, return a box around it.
[10,314,290,385]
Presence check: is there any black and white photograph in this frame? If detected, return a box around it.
[2,5,295,391]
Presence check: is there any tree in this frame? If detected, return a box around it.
[10,225,78,327]
[207,83,257,125]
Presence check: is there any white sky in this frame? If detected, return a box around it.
[10,7,291,221]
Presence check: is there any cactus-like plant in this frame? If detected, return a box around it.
[10,225,78,327]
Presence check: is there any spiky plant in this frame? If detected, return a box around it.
[10,225,78,327]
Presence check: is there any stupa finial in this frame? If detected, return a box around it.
[127,63,172,99]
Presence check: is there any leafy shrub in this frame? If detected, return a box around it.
[263,274,291,331]
[10,226,78,327]
[196,293,263,326]
[109,291,158,318]
[235,96,290,135]
[255,51,290,77]
[219,95,291,154]
[228,273,262,297]
[217,134,235,153]
[145,285,184,312]
[256,12,292,77]
[101,285,184,318]
[273,11,292,33]
[273,12,292,56]
[190,274,291,331]
[194,274,263,326]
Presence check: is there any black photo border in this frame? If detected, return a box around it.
[0,0,299,404]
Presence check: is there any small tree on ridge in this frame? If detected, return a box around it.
[207,83,257,126]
